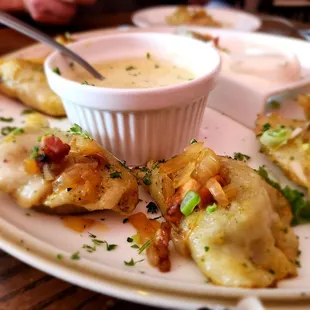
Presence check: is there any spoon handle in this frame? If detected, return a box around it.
[0,11,104,80]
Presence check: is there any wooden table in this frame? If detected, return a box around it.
[0,11,309,310]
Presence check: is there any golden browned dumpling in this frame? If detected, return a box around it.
[0,58,65,117]
[0,118,138,215]
[136,143,299,287]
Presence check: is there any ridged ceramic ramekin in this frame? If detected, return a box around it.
[45,33,221,165]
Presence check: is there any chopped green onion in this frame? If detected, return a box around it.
[206,203,217,214]
[180,190,201,216]
[138,238,154,254]
[53,67,61,75]
[269,100,281,109]
[262,123,271,132]
[260,127,291,148]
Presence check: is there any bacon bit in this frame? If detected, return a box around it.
[40,136,70,163]
[147,222,171,272]
[166,196,183,223]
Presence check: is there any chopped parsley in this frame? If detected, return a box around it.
[150,216,163,220]
[138,238,153,254]
[21,109,34,115]
[206,203,217,214]
[124,258,145,266]
[204,246,209,252]
[123,218,128,224]
[92,239,105,246]
[1,126,16,136]
[262,123,271,132]
[127,237,133,243]
[53,67,61,75]
[83,244,96,253]
[106,243,117,251]
[282,227,288,233]
[69,123,92,139]
[126,66,136,71]
[269,100,281,109]
[71,251,80,260]
[0,116,13,122]
[233,152,250,162]
[142,171,152,186]
[290,156,295,161]
[88,232,97,238]
[242,263,248,268]
[11,128,24,136]
[131,244,139,249]
[146,202,158,214]
[56,254,63,260]
[30,145,39,159]
[190,138,197,144]
[296,260,301,268]
[110,171,121,179]
[105,164,111,170]
[81,80,89,85]
[146,52,151,59]
[120,160,128,168]
[257,166,310,225]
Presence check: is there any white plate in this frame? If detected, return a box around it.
[132,6,261,32]
[1,27,310,310]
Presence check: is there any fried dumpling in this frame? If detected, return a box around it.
[0,119,138,215]
[255,113,310,193]
[136,143,299,288]
[0,59,65,117]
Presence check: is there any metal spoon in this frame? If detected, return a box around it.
[0,11,104,80]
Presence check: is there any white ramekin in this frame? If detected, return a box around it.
[45,33,221,165]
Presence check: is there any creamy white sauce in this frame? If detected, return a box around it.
[68,56,195,89]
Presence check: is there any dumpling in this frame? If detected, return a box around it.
[136,143,299,287]
[0,118,138,215]
[0,58,65,117]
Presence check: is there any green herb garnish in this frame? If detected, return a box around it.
[1,126,16,136]
[146,52,151,59]
[71,251,80,260]
[21,109,34,115]
[262,123,271,132]
[270,100,281,109]
[131,244,140,249]
[83,244,96,253]
[190,138,197,144]
[257,166,310,225]
[30,145,39,159]
[127,237,133,243]
[53,67,61,75]
[110,171,121,179]
[0,116,13,122]
[206,203,217,213]
[69,123,92,139]
[88,232,97,238]
[233,152,250,162]
[11,128,24,136]
[204,246,209,252]
[92,239,105,246]
[81,80,89,85]
[69,62,75,69]
[146,202,158,214]
[126,66,136,71]
[123,218,128,224]
[124,258,145,266]
[106,243,117,251]
[260,127,291,148]
[143,171,152,186]
[56,254,63,260]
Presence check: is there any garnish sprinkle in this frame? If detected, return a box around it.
[262,123,271,132]
[110,171,121,179]
[146,52,151,59]
[190,138,197,144]
[126,66,136,71]
[0,116,13,122]
[21,109,34,115]
[146,202,158,214]
[69,123,92,140]
[127,237,133,243]
[71,251,80,260]
[1,126,16,136]
[123,218,128,224]
[233,152,250,162]
[206,203,217,213]
[53,67,61,75]
[270,100,281,109]
[124,258,145,266]
[56,254,63,260]
[204,246,210,252]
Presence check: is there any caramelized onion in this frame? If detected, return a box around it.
[223,183,238,201]
[206,177,229,207]
[172,162,196,188]
[191,148,220,184]
[160,142,204,175]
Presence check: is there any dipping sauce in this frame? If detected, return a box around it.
[69,56,195,89]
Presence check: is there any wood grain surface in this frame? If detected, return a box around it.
[0,10,309,310]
